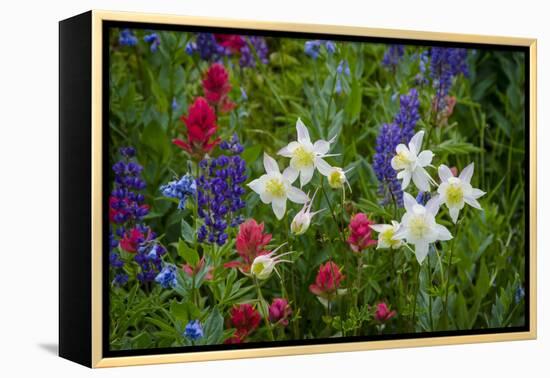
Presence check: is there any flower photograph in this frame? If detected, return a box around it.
[106,27,527,351]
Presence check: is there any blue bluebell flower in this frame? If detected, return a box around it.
[335,60,351,94]
[143,32,161,52]
[240,87,248,101]
[325,41,336,54]
[416,191,431,205]
[195,33,227,60]
[160,174,197,210]
[135,240,166,283]
[171,97,179,111]
[119,29,138,46]
[184,320,204,341]
[239,36,269,67]
[382,45,405,69]
[304,40,336,59]
[429,47,468,111]
[372,88,420,206]
[155,264,178,289]
[515,285,525,304]
[112,273,129,287]
[185,41,197,55]
[198,134,246,246]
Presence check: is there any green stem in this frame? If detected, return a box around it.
[320,179,346,244]
[254,278,275,341]
[427,253,433,331]
[411,263,420,332]
[443,222,459,323]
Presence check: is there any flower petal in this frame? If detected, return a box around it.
[296,118,311,145]
[263,153,280,174]
[425,197,441,216]
[400,171,412,190]
[464,196,482,210]
[459,163,474,184]
[414,242,430,264]
[438,164,453,182]
[272,198,287,220]
[403,192,417,213]
[300,165,315,187]
[315,158,333,176]
[435,224,453,241]
[412,168,431,192]
[259,191,273,204]
[282,166,299,184]
[287,186,309,204]
[409,130,424,156]
[449,207,460,223]
[313,139,330,156]
[277,141,299,157]
[370,224,389,233]
[471,188,486,199]
[417,150,434,167]
[247,177,265,194]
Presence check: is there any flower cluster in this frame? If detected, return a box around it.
[202,63,236,113]
[373,89,420,205]
[347,213,377,253]
[304,40,336,59]
[187,33,269,68]
[224,219,272,272]
[184,320,204,341]
[143,32,160,52]
[173,97,220,157]
[429,47,468,112]
[225,304,261,344]
[118,29,137,46]
[382,45,405,70]
[197,134,247,245]
[372,130,486,264]
[160,174,197,210]
[309,261,345,301]
[268,298,292,326]
[135,239,167,283]
[155,264,178,289]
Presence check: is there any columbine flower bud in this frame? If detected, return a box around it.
[327,167,347,189]
[290,190,324,236]
[250,245,291,280]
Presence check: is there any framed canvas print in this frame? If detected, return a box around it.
[59,10,537,368]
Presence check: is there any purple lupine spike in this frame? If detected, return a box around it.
[382,45,405,69]
[197,135,247,246]
[429,47,468,111]
[239,36,269,67]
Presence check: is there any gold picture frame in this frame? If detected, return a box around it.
[59,9,537,368]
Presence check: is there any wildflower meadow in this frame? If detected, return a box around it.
[107,27,527,351]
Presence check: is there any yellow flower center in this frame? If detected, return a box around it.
[394,151,413,168]
[252,262,265,276]
[446,184,464,207]
[292,146,315,168]
[265,178,286,198]
[381,228,400,248]
[328,170,345,188]
[408,215,430,239]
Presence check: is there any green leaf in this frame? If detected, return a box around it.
[345,78,362,123]
[432,141,482,155]
[455,292,469,330]
[475,259,491,300]
[181,219,195,245]
[242,144,262,165]
[204,307,224,344]
[177,238,199,266]
[141,122,171,163]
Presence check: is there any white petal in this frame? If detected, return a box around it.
[296,118,311,145]
[409,130,425,156]
[412,168,431,192]
[417,150,434,167]
[272,198,287,220]
[438,164,453,182]
[435,224,453,241]
[313,140,330,156]
[282,166,299,184]
[449,207,460,223]
[247,177,264,194]
[300,165,315,187]
[391,220,401,229]
[393,227,407,240]
[277,143,294,157]
[459,163,474,184]
[400,171,412,190]
[259,191,273,204]
[370,224,389,233]
[425,197,441,216]
[287,186,309,204]
[315,158,333,176]
[415,242,430,264]
[464,196,482,210]
[403,192,417,213]
[263,153,280,174]
[395,143,408,155]
[471,188,486,199]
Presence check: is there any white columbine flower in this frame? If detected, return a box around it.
[436,163,486,223]
[250,245,292,280]
[391,130,435,191]
[248,153,309,220]
[291,190,325,235]
[316,159,352,191]
[278,118,337,187]
[370,221,403,250]
[393,192,453,264]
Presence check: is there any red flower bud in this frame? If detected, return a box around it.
[347,213,377,252]
[309,261,345,298]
